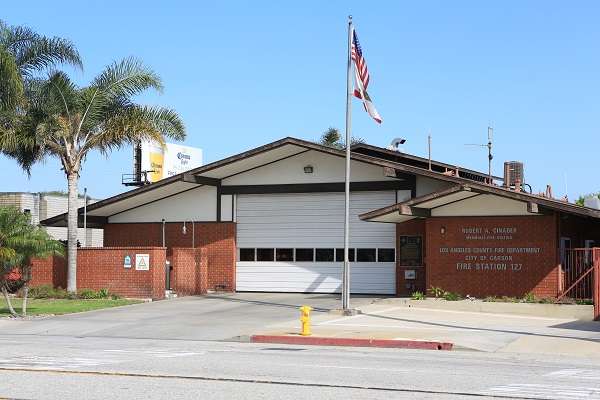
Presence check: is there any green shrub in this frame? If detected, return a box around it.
[97,288,110,299]
[428,286,445,298]
[443,291,462,301]
[411,291,425,300]
[522,292,536,303]
[28,285,70,299]
[483,296,498,302]
[78,289,98,299]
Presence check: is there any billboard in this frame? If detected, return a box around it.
[140,141,203,183]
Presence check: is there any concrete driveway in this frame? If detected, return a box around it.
[0,293,382,341]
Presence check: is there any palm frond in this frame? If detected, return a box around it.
[0,46,24,111]
[93,57,163,98]
[1,23,82,74]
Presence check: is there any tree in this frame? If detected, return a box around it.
[0,207,63,317]
[1,57,185,292]
[576,192,600,206]
[319,127,365,149]
[0,20,81,113]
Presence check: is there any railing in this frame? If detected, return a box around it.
[558,248,600,320]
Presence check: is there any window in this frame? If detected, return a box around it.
[378,248,395,262]
[239,248,255,261]
[356,248,376,262]
[315,248,334,262]
[295,248,314,262]
[335,248,355,262]
[276,248,294,261]
[399,236,423,266]
[256,248,275,262]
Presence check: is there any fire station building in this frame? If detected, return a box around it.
[41,137,600,299]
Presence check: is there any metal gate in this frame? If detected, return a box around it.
[557,248,600,320]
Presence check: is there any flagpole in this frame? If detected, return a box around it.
[342,15,353,312]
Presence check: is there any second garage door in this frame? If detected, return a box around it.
[235,191,396,294]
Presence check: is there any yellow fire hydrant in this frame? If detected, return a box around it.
[300,305,312,336]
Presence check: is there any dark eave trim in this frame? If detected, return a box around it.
[181,174,220,186]
[221,180,412,195]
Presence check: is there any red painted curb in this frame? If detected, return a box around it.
[251,335,453,350]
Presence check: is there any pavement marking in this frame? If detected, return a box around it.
[0,356,120,370]
[103,349,203,358]
[546,369,600,380]
[0,366,559,399]
[483,383,600,399]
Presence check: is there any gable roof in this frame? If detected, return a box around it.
[41,136,599,227]
[360,182,600,223]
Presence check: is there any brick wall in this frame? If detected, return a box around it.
[77,247,166,299]
[30,248,167,299]
[425,216,559,298]
[104,222,236,291]
[170,247,208,296]
[396,219,426,296]
[30,255,67,288]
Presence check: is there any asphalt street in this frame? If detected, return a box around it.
[1,335,600,399]
[1,294,600,399]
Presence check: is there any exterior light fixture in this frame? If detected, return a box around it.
[182,220,195,248]
[303,165,314,174]
[440,226,446,235]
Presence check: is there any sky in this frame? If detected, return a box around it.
[2,1,599,200]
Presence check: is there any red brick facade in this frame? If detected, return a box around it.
[425,216,559,298]
[104,222,236,292]
[31,247,167,299]
[76,247,167,299]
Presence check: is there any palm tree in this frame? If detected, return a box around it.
[0,20,81,113]
[319,127,365,149]
[0,207,64,316]
[1,57,185,292]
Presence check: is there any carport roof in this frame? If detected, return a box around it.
[359,183,600,223]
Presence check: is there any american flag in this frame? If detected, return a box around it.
[351,30,382,124]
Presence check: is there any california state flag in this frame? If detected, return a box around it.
[351,30,382,124]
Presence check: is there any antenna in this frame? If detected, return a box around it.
[465,126,494,183]
[427,131,432,171]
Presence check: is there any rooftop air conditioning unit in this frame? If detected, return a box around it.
[503,161,524,189]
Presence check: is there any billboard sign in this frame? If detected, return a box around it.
[140,141,203,183]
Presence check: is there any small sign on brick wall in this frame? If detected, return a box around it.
[135,254,150,271]
[124,255,132,269]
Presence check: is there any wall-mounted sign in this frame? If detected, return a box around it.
[436,223,544,274]
[135,254,150,271]
[124,255,132,269]
[404,270,416,280]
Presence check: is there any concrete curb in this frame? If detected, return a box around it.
[251,335,453,350]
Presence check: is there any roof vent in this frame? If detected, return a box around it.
[387,138,406,152]
[584,196,600,210]
[503,161,524,190]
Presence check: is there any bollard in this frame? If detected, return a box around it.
[300,305,312,336]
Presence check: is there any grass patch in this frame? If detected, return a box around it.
[0,298,142,316]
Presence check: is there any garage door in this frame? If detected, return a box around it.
[235,191,396,294]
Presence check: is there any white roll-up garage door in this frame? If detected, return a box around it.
[235,191,396,294]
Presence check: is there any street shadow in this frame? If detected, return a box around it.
[359,312,600,344]
[550,320,600,333]
[205,294,381,313]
